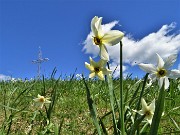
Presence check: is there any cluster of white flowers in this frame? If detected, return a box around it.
[85,16,124,80]
[85,16,180,125]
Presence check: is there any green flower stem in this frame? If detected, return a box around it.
[120,41,125,135]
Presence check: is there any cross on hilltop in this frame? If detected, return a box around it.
[32,46,49,79]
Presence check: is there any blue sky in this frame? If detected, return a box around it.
[0,0,180,80]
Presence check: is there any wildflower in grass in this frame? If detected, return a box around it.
[33,94,51,109]
[139,53,180,89]
[134,98,155,124]
[85,57,112,80]
[91,16,124,61]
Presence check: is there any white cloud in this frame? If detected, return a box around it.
[0,74,11,81]
[178,64,180,70]
[83,21,180,77]
[122,23,180,65]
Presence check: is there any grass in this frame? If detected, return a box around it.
[0,76,180,134]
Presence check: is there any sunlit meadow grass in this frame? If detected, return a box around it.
[0,74,179,134]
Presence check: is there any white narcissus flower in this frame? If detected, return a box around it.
[135,98,155,125]
[85,57,112,80]
[33,94,51,109]
[91,16,124,61]
[139,53,180,89]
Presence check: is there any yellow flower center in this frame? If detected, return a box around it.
[94,67,100,73]
[39,97,45,102]
[157,69,167,77]
[93,37,102,45]
[145,111,151,116]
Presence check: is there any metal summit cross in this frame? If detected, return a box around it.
[32,47,49,79]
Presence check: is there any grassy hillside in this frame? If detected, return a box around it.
[0,76,180,134]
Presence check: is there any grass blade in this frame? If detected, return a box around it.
[129,114,146,135]
[107,74,119,134]
[82,75,101,135]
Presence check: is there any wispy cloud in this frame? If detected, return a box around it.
[83,21,180,77]
[122,23,180,65]
[0,74,11,81]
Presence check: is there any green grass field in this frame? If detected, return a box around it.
[0,75,180,134]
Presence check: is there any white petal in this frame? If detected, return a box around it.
[146,113,153,120]
[85,62,94,71]
[89,57,99,67]
[158,77,164,89]
[168,69,180,79]
[33,98,39,102]
[162,112,165,116]
[164,54,177,69]
[102,68,112,75]
[34,102,44,109]
[141,98,148,112]
[45,100,51,104]
[97,71,105,80]
[156,53,164,69]
[99,45,109,61]
[89,57,96,66]
[95,17,103,37]
[132,109,138,113]
[164,77,169,89]
[149,99,155,112]
[102,30,124,46]
[89,72,95,78]
[146,118,152,125]
[40,103,44,109]
[91,16,99,36]
[137,110,145,115]
[139,64,157,74]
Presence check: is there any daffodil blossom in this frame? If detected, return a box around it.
[85,57,112,80]
[33,94,51,109]
[91,16,124,61]
[134,98,155,124]
[139,53,180,89]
